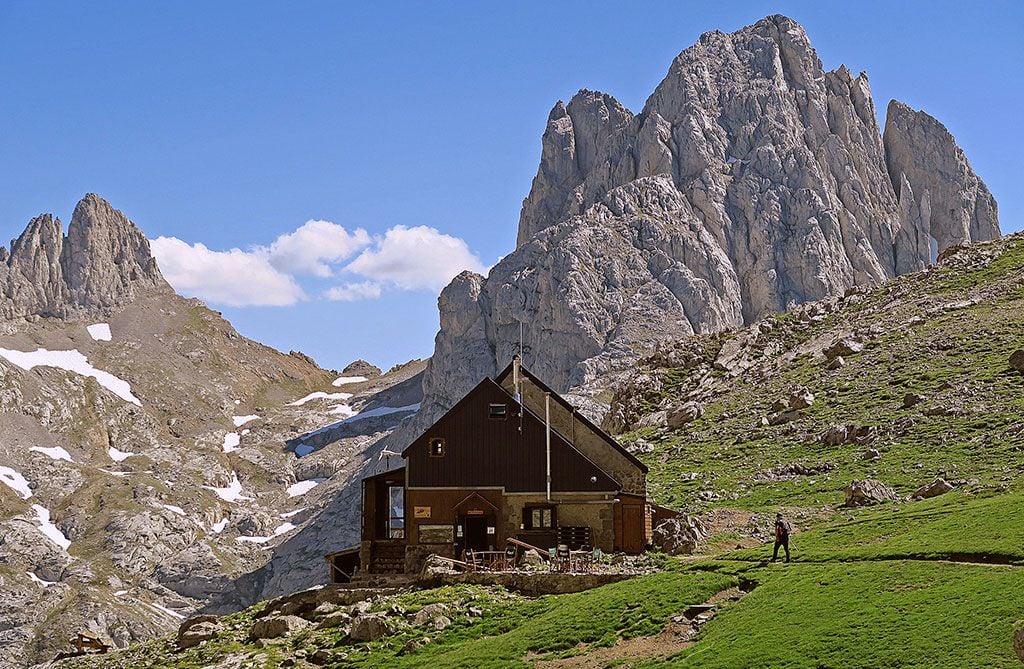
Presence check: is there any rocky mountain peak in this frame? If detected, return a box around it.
[418,14,1001,424]
[0,193,169,321]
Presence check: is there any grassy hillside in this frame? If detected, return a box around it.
[611,234,1024,513]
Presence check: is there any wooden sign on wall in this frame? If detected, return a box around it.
[414,506,431,519]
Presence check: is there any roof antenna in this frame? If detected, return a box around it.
[515,322,524,435]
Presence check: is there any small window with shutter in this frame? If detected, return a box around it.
[428,437,445,457]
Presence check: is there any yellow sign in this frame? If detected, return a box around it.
[414,506,431,519]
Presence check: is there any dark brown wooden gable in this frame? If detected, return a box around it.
[496,362,649,473]
[404,378,619,493]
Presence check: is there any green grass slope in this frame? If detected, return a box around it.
[609,235,1024,513]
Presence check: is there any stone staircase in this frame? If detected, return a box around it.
[368,541,406,574]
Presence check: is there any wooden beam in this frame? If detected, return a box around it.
[507,537,551,559]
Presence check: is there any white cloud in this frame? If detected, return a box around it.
[151,237,305,307]
[324,281,383,302]
[344,225,486,291]
[267,220,370,278]
[152,221,483,307]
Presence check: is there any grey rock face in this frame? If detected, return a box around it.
[418,14,1000,424]
[884,100,1000,265]
[0,193,169,321]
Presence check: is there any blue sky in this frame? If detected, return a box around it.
[1,1,1020,371]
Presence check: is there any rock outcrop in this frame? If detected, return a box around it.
[844,479,898,507]
[0,193,169,321]
[415,14,999,425]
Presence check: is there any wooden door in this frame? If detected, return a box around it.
[621,505,645,554]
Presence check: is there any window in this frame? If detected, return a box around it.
[388,485,405,539]
[429,437,445,457]
[488,403,508,419]
[524,505,555,530]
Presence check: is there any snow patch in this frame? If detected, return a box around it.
[280,508,305,519]
[0,466,33,499]
[159,504,186,516]
[232,415,259,427]
[108,446,136,462]
[287,391,353,406]
[150,602,186,620]
[328,403,357,417]
[29,446,74,462]
[331,376,367,387]
[99,468,131,477]
[87,323,112,341]
[211,519,229,534]
[0,347,141,405]
[32,504,71,550]
[205,473,251,503]
[286,479,324,497]
[222,432,240,453]
[235,522,296,544]
[27,571,56,587]
[113,589,129,597]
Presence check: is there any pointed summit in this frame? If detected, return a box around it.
[62,193,168,310]
[0,194,170,321]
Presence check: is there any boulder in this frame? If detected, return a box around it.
[315,610,352,630]
[768,410,803,426]
[902,393,924,408]
[827,355,846,370]
[825,338,864,361]
[250,615,309,640]
[410,603,449,626]
[177,614,222,649]
[1014,622,1024,663]
[350,612,396,642]
[844,479,898,507]
[652,516,707,555]
[822,425,875,446]
[667,402,704,429]
[787,386,815,410]
[913,478,954,500]
[1010,350,1024,374]
[400,637,431,655]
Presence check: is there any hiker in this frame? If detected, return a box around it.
[772,513,792,562]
